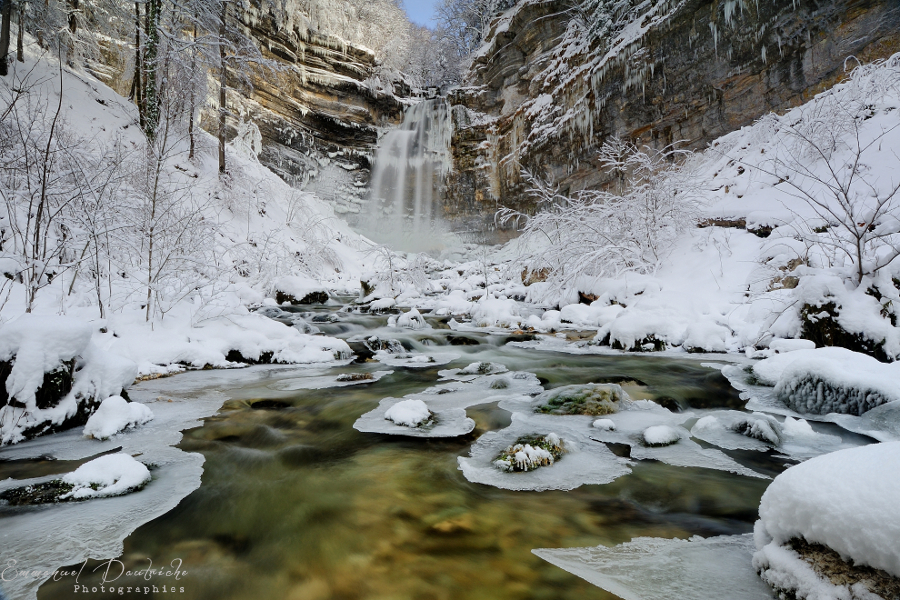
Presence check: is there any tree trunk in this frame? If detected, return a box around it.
[188,21,196,159]
[133,2,143,125]
[143,0,160,138]
[218,0,226,173]
[68,0,78,34]
[16,5,22,62]
[0,0,12,77]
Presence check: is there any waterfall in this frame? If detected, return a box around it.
[363,98,452,252]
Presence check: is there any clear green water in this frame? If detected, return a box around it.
[34,314,780,600]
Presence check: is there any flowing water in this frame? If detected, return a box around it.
[364,99,452,252]
[3,303,853,600]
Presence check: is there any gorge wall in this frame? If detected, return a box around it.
[445,0,900,233]
[90,16,407,220]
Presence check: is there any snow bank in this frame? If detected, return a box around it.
[0,316,138,445]
[755,443,900,580]
[384,399,432,427]
[83,396,154,440]
[61,453,151,500]
[753,348,900,415]
[0,315,92,412]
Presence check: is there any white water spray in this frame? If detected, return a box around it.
[364,98,452,252]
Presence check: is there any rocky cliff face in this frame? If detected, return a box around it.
[446,0,900,231]
[88,16,407,220]
[227,19,407,218]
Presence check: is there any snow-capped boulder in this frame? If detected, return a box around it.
[83,395,154,440]
[754,442,900,599]
[273,275,329,305]
[753,347,900,415]
[0,316,137,445]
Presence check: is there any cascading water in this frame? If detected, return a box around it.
[363,98,452,252]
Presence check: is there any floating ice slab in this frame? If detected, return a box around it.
[353,371,543,438]
[584,402,767,479]
[721,364,900,443]
[353,398,474,437]
[533,534,775,600]
[0,376,228,600]
[457,412,632,491]
[373,350,459,368]
[267,370,393,391]
[689,410,851,461]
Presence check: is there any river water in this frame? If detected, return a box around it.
[1,303,860,600]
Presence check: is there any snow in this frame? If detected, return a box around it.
[584,401,767,479]
[753,348,900,416]
[642,424,682,446]
[755,443,900,581]
[458,411,632,492]
[392,308,430,329]
[83,396,154,440]
[383,399,432,427]
[60,453,151,499]
[592,418,616,430]
[533,534,775,600]
[0,316,138,445]
[273,275,329,303]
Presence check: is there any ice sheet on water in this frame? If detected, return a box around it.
[584,401,767,479]
[373,350,459,368]
[689,410,852,461]
[691,411,776,451]
[267,370,393,391]
[533,534,775,600]
[720,364,900,443]
[353,398,474,437]
[0,376,228,600]
[457,411,632,491]
[353,371,543,438]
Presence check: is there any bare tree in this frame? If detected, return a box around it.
[734,56,900,286]
[500,139,701,296]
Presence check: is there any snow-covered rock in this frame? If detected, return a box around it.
[642,425,682,447]
[753,347,900,415]
[83,396,154,440]
[754,442,900,598]
[383,399,432,427]
[61,453,152,500]
[0,316,138,445]
[273,275,329,304]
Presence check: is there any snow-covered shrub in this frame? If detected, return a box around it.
[745,54,900,287]
[502,140,701,300]
[493,433,564,472]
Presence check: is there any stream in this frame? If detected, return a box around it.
[1,302,872,600]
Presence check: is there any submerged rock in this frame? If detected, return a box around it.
[534,383,627,416]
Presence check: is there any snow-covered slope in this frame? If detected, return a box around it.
[0,43,375,443]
